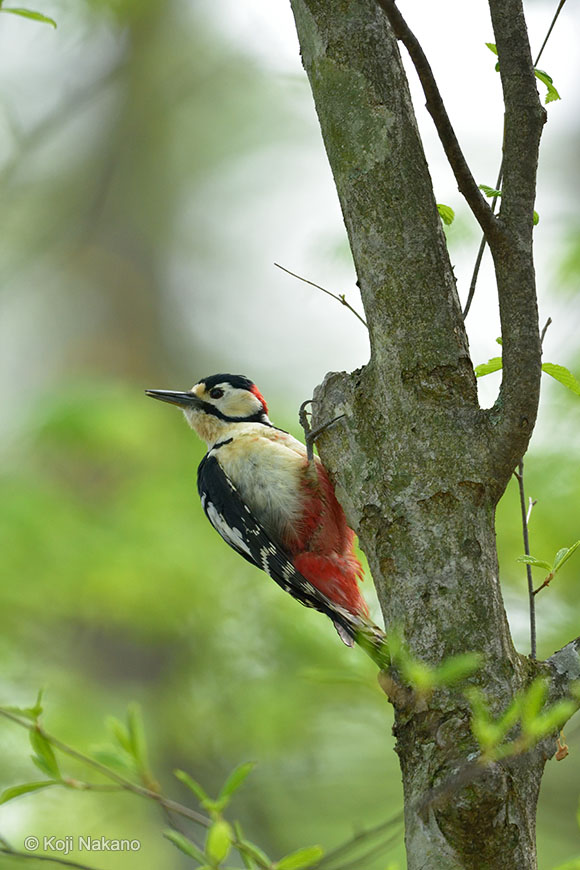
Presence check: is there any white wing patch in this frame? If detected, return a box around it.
[260,544,277,576]
[206,501,252,557]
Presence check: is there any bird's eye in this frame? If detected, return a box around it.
[209,388,224,400]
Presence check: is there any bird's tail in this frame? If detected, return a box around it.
[332,609,389,669]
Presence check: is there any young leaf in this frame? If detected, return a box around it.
[174,769,211,805]
[541,363,580,397]
[206,819,233,865]
[127,703,149,772]
[30,729,60,780]
[432,652,482,687]
[520,679,548,731]
[479,184,502,198]
[277,845,324,870]
[437,203,455,225]
[485,42,498,56]
[516,556,553,572]
[218,761,256,803]
[496,337,503,345]
[234,822,257,870]
[237,837,272,869]
[0,7,56,26]
[106,716,133,754]
[90,746,135,774]
[164,829,206,863]
[526,700,576,739]
[534,68,561,104]
[3,689,44,722]
[553,541,580,574]
[475,356,503,378]
[0,780,58,805]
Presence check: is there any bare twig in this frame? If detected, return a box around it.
[516,460,537,658]
[462,160,503,318]
[0,844,101,870]
[532,573,555,597]
[274,263,368,328]
[540,316,553,346]
[375,0,500,244]
[317,813,403,870]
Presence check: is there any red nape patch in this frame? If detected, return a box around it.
[250,384,268,414]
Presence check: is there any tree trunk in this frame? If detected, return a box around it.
[287,1,560,867]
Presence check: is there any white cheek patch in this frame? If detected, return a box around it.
[206,502,252,557]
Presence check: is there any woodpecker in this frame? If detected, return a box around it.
[146,374,385,656]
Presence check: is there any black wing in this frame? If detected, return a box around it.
[197,453,363,643]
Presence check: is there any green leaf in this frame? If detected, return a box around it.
[277,846,324,870]
[553,541,580,574]
[218,761,256,804]
[533,210,539,226]
[236,835,271,869]
[432,652,482,686]
[479,184,502,198]
[174,769,211,805]
[534,68,561,104]
[437,203,455,225]
[485,42,498,56]
[3,689,45,722]
[541,363,580,397]
[127,703,149,772]
[90,746,135,774]
[496,337,503,345]
[516,556,553,572]
[475,356,503,378]
[30,728,60,780]
[0,780,58,805]
[163,829,206,863]
[106,716,133,754]
[527,700,576,738]
[0,7,56,26]
[206,819,233,865]
[521,678,548,731]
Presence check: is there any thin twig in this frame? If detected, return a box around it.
[516,460,536,659]
[540,316,553,345]
[462,0,568,318]
[533,573,555,597]
[0,708,210,828]
[317,813,403,869]
[526,497,537,525]
[462,160,503,318]
[375,0,499,244]
[0,845,100,870]
[274,263,368,328]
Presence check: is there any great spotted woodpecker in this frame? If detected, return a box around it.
[146,374,385,654]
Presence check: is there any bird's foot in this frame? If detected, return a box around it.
[299,399,345,462]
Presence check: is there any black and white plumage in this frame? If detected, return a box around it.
[197,449,362,645]
[146,373,387,660]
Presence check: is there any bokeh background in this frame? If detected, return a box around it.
[0,0,579,867]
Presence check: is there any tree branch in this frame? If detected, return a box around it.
[375,0,502,246]
[484,0,546,489]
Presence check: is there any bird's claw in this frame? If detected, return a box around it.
[298,398,345,462]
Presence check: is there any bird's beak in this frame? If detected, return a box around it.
[145,389,203,409]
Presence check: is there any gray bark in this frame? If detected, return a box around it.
[288,1,576,868]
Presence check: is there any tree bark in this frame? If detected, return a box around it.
[287,1,572,868]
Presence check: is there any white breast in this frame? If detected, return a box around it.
[211,426,308,543]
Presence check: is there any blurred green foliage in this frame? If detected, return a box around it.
[0,0,579,867]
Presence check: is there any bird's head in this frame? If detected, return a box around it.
[146,374,270,446]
